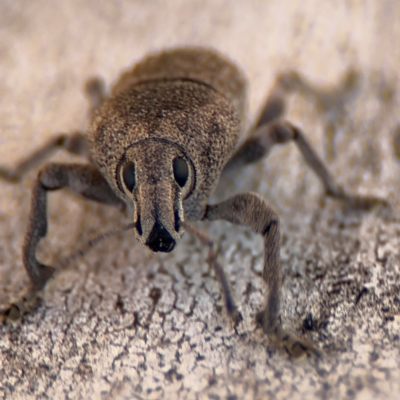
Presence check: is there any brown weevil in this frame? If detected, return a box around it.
[0,47,386,358]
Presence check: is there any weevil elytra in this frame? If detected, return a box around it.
[0,47,386,358]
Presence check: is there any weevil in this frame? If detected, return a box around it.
[0,47,386,358]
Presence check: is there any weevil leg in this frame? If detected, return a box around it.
[273,69,360,112]
[203,193,320,359]
[22,163,124,290]
[84,77,106,116]
[4,162,125,320]
[224,119,387,209]
[0,77,106,183]
[25,162,125,286]
[248,68,359,131]
[181,221,242,326]
[0,132,90,182]
[223,68,385,209]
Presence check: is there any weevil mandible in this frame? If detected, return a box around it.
[0,47,386,358]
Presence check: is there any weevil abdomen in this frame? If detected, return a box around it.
[112,47,247,117]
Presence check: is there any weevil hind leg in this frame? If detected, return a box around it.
[202,193,320,358]
[274,68,360,112]
[223,68,386,210]
[225,119,387,209]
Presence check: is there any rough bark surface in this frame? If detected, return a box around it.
[1,1,399,399]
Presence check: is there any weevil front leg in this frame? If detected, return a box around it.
[203,193,319,359]
[25,163,125,286]
[5,163,125,319]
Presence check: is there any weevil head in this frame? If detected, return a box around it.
[116,138,195,253]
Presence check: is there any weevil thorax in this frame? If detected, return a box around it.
[88,47,246,252]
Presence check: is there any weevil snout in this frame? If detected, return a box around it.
[116,139,195,252]
[146,220,176,253]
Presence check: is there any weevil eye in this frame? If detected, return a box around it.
[173,157,189,187]
[122,162,136,192]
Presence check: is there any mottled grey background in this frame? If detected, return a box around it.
[0,1,399,399]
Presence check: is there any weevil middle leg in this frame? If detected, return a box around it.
[0,77,106,183]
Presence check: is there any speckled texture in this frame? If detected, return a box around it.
[0,1,400,399]
[90,62,241,220]
[111,47,247,117]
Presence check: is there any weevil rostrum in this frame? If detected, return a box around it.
[0,47,386,358]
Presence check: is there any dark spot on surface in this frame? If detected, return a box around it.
[355,378,364,391]
[132,312,140,328]
[164,368,183,383]
[138,362,147,370]
[76,362,93,379]
[355,287,368,305]
[116,294,125,314]
[149,287,162,305]
[369,351,379,362]
[274,370,282,379]
[322,382,331,391]
[147,272,155,280]
[208,377,217,386]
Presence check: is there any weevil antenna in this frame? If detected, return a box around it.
[62,222,135,266]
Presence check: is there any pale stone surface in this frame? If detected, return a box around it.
[1,1,399,399]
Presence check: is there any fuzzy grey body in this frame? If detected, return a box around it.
[89,49,246,248]
[89,49,245,219]
[0,47,385,358]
